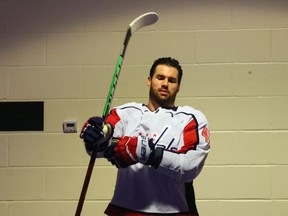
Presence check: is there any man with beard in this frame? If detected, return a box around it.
[80,57,210,216]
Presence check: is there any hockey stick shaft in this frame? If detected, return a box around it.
[75,12,158,216]
[102,30,131,120]
[75,42,130,216]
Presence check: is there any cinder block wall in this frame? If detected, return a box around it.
[1,0,288,215]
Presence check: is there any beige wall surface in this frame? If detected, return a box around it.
[1,0,288,215]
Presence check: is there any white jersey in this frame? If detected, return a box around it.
[105,102,210,215]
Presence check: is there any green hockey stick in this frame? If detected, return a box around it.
[75,12,159,216]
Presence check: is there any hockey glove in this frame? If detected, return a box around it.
[104,136,164,169]
[80,117,113,152]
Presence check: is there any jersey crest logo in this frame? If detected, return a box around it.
[202,126,210,146]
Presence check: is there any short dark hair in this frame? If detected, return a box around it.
[149,57,183,84]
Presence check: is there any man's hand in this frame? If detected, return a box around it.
[80,117,113,152]
[104,136,164,169]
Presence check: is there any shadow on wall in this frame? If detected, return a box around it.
[1,0,288,56]
[0,1,157,49]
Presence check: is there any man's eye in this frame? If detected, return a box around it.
[168,78,177,83]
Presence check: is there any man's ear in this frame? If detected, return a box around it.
[147,76,151,87]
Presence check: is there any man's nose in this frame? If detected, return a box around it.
[162,79,168,88]
[162,78,168,86]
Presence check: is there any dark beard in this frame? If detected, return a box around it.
[149,87,176,107]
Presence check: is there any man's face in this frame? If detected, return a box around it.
[147,64,180,107]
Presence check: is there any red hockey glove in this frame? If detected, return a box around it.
[80,117,113,152]
[104,136,164,169]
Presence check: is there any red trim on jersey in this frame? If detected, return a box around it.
[105,203,198,216]
[106,109,120,128]
[177,119,198,153]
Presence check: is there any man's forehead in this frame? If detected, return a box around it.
[154,65,179,77]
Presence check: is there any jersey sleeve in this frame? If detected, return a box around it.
[106,102,144,138]
[106,108,122,135]
[156,110,210,182]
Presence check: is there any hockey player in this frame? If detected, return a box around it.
[80,57,210,216]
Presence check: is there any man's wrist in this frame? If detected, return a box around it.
[147,147,164,168]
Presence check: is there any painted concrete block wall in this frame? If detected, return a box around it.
[0,0,288,215]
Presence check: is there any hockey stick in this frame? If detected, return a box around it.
[75,12,159,216]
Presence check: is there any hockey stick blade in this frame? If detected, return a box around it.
[75,12,159,216]
[129,12,159,35]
